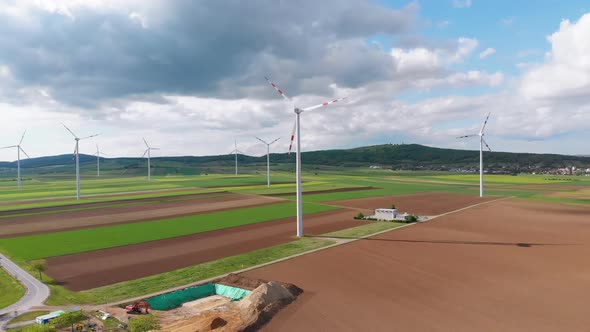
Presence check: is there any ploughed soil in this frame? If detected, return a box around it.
[45,209,368,291]
[265,186,377,197]
[242,198,590,332]
[0,192,283,238]
[327,192,498,216]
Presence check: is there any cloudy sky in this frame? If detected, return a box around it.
[1,0,589,161]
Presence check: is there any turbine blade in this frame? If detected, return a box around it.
[255,136,268,145]
[19,147,31,159]
[80,133,100,140]
[19,130,27,145]
[264,76,292,102]
[456,134,478,139]
[62,123,78,138]
[482,138,492,152]
[480,112,491,134]
[236,150,244,154]
[142,149,149,158]
[0,145,17,149]
[269,137,281,145]
[287,118,296,159]
[301,97,347,112]
[151,147,160,150]
[143,137,149,148]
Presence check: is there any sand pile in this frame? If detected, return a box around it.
[161,274,302,332]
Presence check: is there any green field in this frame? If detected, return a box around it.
[0,267,25,309]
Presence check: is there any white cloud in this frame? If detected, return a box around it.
[451,38,479,63]
[520,13,590,101]
[479,47,496,59]
[437,20,451,29]
[452,0,472,8]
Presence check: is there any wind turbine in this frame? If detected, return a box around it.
[229,139,243,176]
[1,130,30,189]
[255,136,280,187]
[457,113,491,197]
[142,138,159,181]
[95,144,107,177]
[62,124,100,200]
[265,76,346,237]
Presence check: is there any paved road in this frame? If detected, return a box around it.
[0,253,50,329]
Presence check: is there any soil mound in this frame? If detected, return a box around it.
[161,276,301,332]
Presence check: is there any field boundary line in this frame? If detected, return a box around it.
[106,195,512,307]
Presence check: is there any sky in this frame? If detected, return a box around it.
[1,0,589,161]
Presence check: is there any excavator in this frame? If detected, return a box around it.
[125,301,150,314]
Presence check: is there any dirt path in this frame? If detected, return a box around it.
[0,193,283,238]
[242,198,590,332]
[45,209,368,291]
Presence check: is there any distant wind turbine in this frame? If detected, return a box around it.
[62,123,100,200]
[95,144,107,177]
[229,139,243,176]
[255,136,280,187]
[142,138,159,181]
[1,130,30,189]
[457,113,492,197]
[265,76,347,237]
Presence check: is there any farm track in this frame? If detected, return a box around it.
[0,192,283,238]
[45,209,368,291]
[243,198,590,332]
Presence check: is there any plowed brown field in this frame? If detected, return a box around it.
[243,198,590,332]
[327,192,497,215]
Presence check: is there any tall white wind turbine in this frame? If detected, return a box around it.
[255,136,280,187]
[95,144,107,177]
[457,113,492,197]
[265,76,346,237]
[1,130,30,189]
[142,138,159,181]
[62,124,100,200]
[229,139,243,176]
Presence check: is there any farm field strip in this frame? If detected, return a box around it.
[0,201,338,260]
[0,193,282,239]
[45,209,368,291]
[0,192,235,219]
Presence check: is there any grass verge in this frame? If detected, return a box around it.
[0,267,25,309]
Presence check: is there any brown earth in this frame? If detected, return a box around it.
[327,192,498,215]
[0,193,283,238]
[265,186,377,197]
[242,198,590,332]
[45,209,368,291]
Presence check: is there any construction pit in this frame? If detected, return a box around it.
[113,274,302,332]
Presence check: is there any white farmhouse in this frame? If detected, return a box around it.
[373,208,408,221]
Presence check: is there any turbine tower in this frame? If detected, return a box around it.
[265,76,346,237]
[255,136,280,187]
[1,130,30,189]
[62,124,100,200]
[229,139,243,176]
[95,144,107,177]
[142,138,159,181]
[457,113,492,197]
